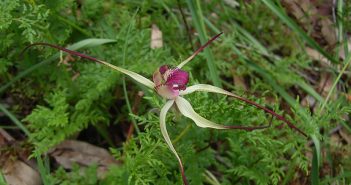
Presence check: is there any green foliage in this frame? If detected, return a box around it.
[0,0,75,77]
[1,0,351,185]
[108,129,174,184]
[185,88,309,185]
[343,2,351,34]
[81,0,104,19]
[50,165,99,185]
[24,90,71,156]
[0,0,19,30]
[0,1,50,42]
[0,58,11,75]
[103,100,216,185]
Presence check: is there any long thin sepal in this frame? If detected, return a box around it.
[160,100,189,185]
[175,97,227,129]
[95,60,154,89]
[180,84,307,137]
[175,96,272,131]
[177,32,223,69]
[22,43,155,89]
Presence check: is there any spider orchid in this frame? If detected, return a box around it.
[23,33,307,185]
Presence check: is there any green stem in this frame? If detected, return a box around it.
[53,14,92,37]
[320,54,351,111]
[121,14,140,135]
[36,155,51,185]
[172,124,191,144]
[0,125,20,129]
[0,104,52,185]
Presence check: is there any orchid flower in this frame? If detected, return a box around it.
[24,33,307,185]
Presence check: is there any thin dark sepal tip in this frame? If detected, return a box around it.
[20,42,105,65]
[229,95,308,138]
[193,32,223,56]
[179,161,189,185]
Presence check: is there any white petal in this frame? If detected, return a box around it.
[175,96,227,129]
[160,100,180,160]
[179,84,308,137]
[180,84,239,97]
[160,100,188,183]
[97,60,155,89]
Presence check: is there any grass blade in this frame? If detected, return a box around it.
[298,81,325,104]
[0,104,51,185]
[0,171,7,185]
[336,0,349,59]
[203,17,325,104]
[320,54,351,111]
[186,0,222,88]
[311,147,320,185]
[261,0,337,64]
[0,103,30,136]
[53,13,92,37]
[36,155,51,185]
[232,45,322,183]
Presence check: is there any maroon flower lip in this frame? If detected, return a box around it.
[165,68,189,90]
[153,65,189,99]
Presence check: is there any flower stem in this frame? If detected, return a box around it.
[121,19,141,135]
